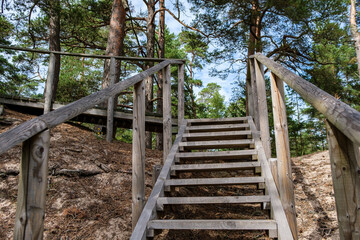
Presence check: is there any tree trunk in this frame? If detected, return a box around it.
[145,0,156,149]
[46,0,61,102]
[350,0,360,77]
[101,0,127,138]
[102,0,127,89]
[156,0,165,150]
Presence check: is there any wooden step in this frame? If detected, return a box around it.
[156,195,271,210]
[147,219,277,234]
[176,150,257,161]
[179,139,254,150]
[165,177,264,187]
[183,130,253,141]
[186,124,249,132]
[171,162,260,172]
[188,117,248,125]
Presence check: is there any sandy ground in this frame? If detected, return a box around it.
[0,109,339,239]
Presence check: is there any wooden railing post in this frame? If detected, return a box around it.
[14,131,50,240]
[132,79,145,229]
[270,72,298,239]
[178,64,185,126]
[254,59,271,160]
[249,59,259,129]
[246,63,254,117]
[106,57,117,142]
[325,121,360,240]
[163,64,172,162]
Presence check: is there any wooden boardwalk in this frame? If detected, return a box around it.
[0,97,177,132]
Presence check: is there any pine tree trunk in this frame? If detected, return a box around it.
[46,0,61,102]
[101,0,127,137]
[145,0,156,149]
[156,0,165,150]
[350,0,360,77]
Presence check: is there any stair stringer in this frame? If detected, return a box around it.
[247,116,294,240]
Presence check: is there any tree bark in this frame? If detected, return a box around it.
[102,0,127,89]
[145,0,156,149]
[350,0,360,77]
[46,0,61,102]
[156,0,165,150]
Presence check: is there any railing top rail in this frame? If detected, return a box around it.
[0,59,179,155]
[252,53,360,146]
[0,45,186,63]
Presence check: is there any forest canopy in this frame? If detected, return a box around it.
[0,0,359,156]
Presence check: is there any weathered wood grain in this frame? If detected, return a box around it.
[325,121,360,240]
[249,59,260,129]
[178,64,185,126]
[147,219,277,231]
[0,60,176,154]
[183,130,252,141]
[130,122,187,240]
[132,80,146,229]
[165,177,264,187]
[106,57,117,142]
[176,150,257,160]
[43,53,56,114]
[178,139,254,150]
[270,72,297,237]
[163,65,172,162]
[254,60,271,159]
[247,116,294,239]
[171,162,260,172]
[14,131,50,240]
[254,53,360,146]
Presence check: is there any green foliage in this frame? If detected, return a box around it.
[197,83,226,118]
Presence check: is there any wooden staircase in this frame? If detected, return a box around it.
[131,116,293,239]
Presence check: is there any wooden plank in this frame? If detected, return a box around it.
[0,44,186,63]
[165,177,264,187]
[187,124,249,132]
[249,59,260,130]
[176,150,257,160]
[183,130,252,141]
[14,130,50,240]
[0,60,175,155]
[178,64,185,126]
[247,116,294,240]
[157,195,270,208]
[132,80,146,229]
[270,72,297,236]
[254,53,360,146]
[325,121,360,240]
[0,97,177,126]
[163,64,172,162]
[43,52,56,114]
[254,60,271,159]
[187,117,248,124]
[246,66,254,117]
[148,219,277,232]
[106,57,117,142]
[130,121,188,240]
[171,162,260,172]
[178,139,254,150]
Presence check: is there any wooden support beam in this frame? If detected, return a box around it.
[178,64,185,126]
[163,64,172,162]
[132,80,146,229]
[43,53,56,114]
[254,53,360,146]
[249,59,260,130]
[246,63,254,117]
[270,73,297,238]
[325,121,360,240]
[254,60,271,160]
[14,130,50,240]
[106,57,117,142]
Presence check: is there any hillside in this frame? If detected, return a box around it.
[0,109,339,239]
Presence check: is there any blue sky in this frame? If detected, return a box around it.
[131,0,235,104]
